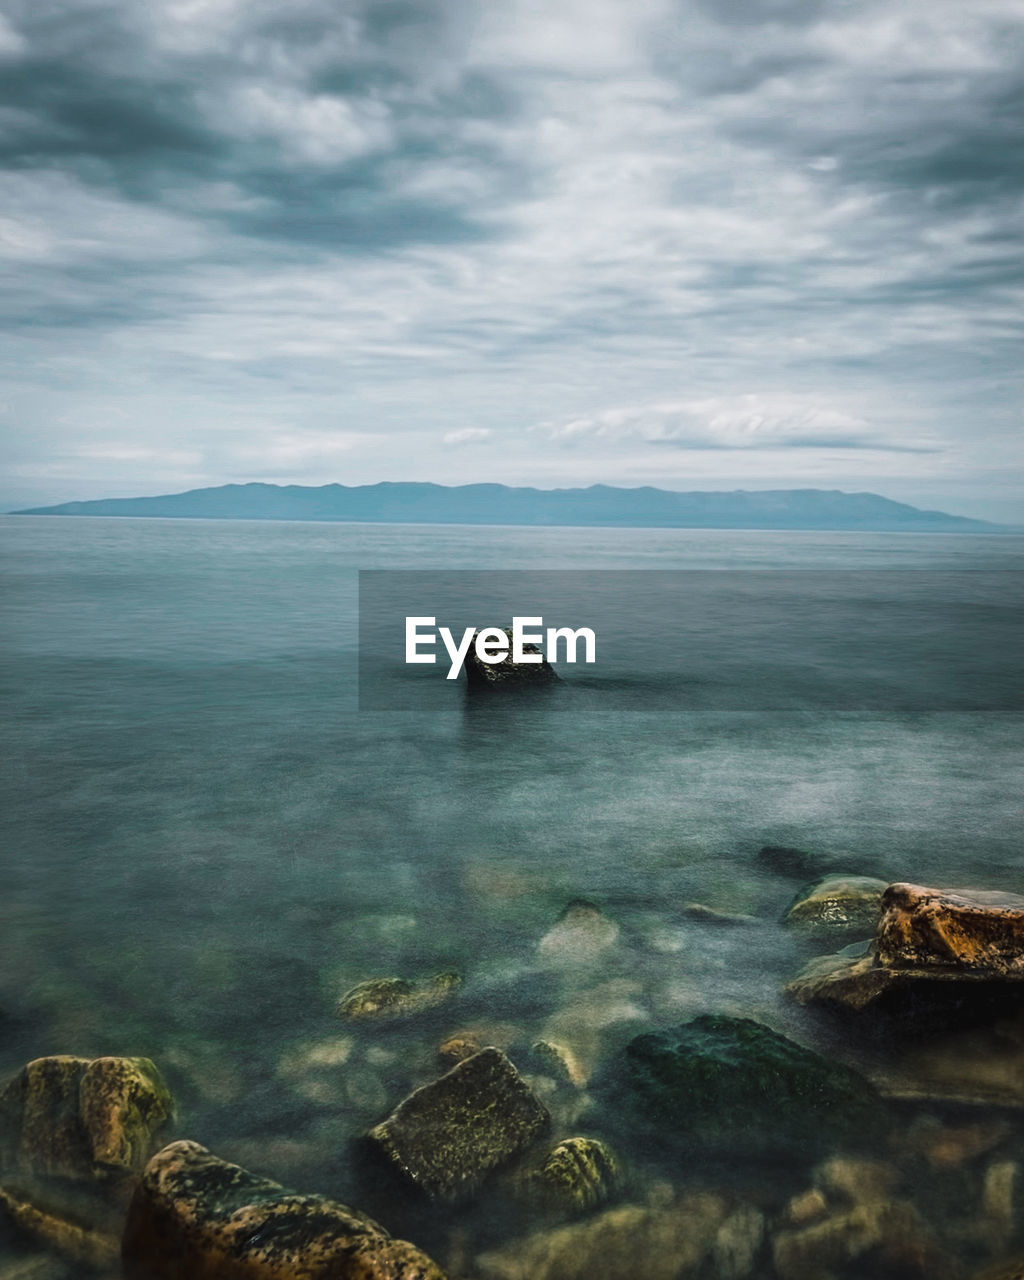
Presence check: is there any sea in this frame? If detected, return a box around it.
[2,514,1023,1275]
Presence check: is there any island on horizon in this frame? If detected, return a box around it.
[8,481,1004,533]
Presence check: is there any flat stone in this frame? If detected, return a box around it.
[121,1139,445,1280]
[337,972,460,1021]
[365,1048,549,1202]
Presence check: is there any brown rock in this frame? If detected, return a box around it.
[877,884,1024,973]
[1,1056,173,1182]
[121,1139,445,1280]
[365,1048,549,1202]
[0,1185,120,1271]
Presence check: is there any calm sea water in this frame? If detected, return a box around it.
[2,515,1024,1265]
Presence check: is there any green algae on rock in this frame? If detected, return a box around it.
[532,1137,621,1214]
[365,1047,549,1202]
[617,1015,883,1157]
[0,1056,173,1182]
[337,973,461,1022]
[121,1139,446,1280]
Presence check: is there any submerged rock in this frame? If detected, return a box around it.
[365,1048,549,1202]
[531,1137,621,1214]
[0,1185,120,1271]
[464,629,558,690]
[121,1139,445,1280]
[681,903,756,926]
[617,1015,883,1157]
[537,900,620,966]
[773,1157,947,1280]
[785,876,888,942]
[0,1056,173,1182]
[337,972,460,1022]
[476,1192,761,1280]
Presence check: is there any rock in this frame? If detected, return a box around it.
[0,1258,72,1280]
[681,903,756,926]
[276,1038,353,1080]
[530,1041,587,1087]
[337,972,460,1021]
[476,1192,743,1280]
[711,1204,766,1280]
[0,1056,173,1182]
[757,846,835,880]
[784,876,888,942]
[531,1137,621,1214]
[365,1048,549,1202]
[0,1185,119,1271]
[772,1156,947,1280]
[464,629,558,691]
[438,1034,483,1068]
[980,1160,1017,1253]
[537,900,619,966]
[877,884,1024,973]
[874,1014,1024,1106]
[121,1140,445,1280]
[539,979,647,1084]
[790,884,1024,1015]
[617,1015,883,1157]
[904,1116,1011,1168]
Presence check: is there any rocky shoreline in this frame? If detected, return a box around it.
[6,856,1024,1279]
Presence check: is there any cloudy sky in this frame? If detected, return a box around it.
[1,0,1022,520]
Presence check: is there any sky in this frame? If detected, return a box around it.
[1,0,1022,521]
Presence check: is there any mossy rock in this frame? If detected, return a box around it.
[619,1015,884,1158]
[532,1137,621,1214]
[785,876,888,943]
[337,972,460,1021]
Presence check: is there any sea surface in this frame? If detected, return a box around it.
[2,515,1023,1274]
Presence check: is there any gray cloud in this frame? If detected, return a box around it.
[0,0,1022,520]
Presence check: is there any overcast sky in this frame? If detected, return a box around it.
[1,0,1022,520]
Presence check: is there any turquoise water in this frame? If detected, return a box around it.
[2,516,1024,1272]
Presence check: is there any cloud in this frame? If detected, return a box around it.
[0,0,1022,521]
[443,426,492,445]
[541,395,937,453]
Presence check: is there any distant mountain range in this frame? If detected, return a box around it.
[9,482,1002,531]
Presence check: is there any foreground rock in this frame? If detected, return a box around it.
[784,876,888,943]
[365,1048,549,1202]
[464,629,558,690]
[789,884,1024,1013]
[0,1056,173,1182]
[121,1140,445,1280]
[618,1015,882,1157]
[337,972,460,1021]
[477,1191,763,1280]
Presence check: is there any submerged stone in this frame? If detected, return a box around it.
[365,1047,549,1202]
[532,1137,621,1214]
[0,1056,173,1182]
[618,1015,883,1156]
[476,1192,758,1280]
[537,900,620,966]
[337,972,460,1021]
[121,1139,445,1280]
[785,876,888,942]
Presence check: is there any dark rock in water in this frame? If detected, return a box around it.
[789,885,1024,1016]
[619,1015,883,1156]
[0,1056,173,1182]
[464,629,558,691]
[876,884,1024,974]
[756,846,835,880]
[121,1139,446,1280]
[365,1048,550,1202]
[0,1185,121,1271]
[337,972,460,1021]
[784,876,888,943]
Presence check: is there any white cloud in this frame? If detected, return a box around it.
[443,427,492,445]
